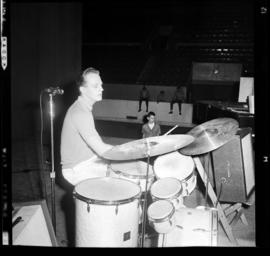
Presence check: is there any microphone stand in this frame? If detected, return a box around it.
[48,93,56,233]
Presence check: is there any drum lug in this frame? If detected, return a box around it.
[87,202,90,213]
[183,182,189,196]
[115,204,119,215]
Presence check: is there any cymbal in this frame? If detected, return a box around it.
[102,134,194,161]
[179,118,239,156]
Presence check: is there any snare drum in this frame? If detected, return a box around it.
[73,177,141,247]
[109,160,155,192]
[147,200,176,234]
[154,151,197,196]
[150,177,184,209]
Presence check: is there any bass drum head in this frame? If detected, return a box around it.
[154,151,194,180]
[74,177,141,204]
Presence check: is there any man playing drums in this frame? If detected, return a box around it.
[60,67,113,186]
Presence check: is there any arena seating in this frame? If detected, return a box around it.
[93,99,194,127]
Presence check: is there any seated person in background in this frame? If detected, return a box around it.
[157,90,166,103]
[60,67,113,186]
[138,85,150,112]
[169,86,186,115]
[142,111,161,138]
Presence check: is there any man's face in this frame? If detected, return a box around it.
[81,72,103,102]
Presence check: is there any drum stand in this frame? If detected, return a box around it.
[140,139,151,248]
[193,156,238,245]
[161,234,167,247]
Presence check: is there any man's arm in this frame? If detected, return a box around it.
[73,111,113,156]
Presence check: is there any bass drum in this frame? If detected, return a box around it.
[157,206,218,247]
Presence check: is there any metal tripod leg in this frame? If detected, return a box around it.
[193,156,238,245]
[223,203,248,226]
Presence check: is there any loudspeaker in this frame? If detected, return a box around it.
[211,128,255,203]
[12,200,58,246]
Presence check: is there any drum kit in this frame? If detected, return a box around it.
[72,118,239,247]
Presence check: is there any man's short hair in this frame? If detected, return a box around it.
[148,111,156,117]
[77,67,100,88]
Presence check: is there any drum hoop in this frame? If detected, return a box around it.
[113,169,154,180]
[151,183,183,200]
[148,204,175,223]
[73,191,141,206]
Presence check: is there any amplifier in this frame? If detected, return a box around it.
[211,128,255,203]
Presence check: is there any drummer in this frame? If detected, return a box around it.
[141,111,161,138]
[60,67,113,186]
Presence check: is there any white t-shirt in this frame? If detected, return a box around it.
[148,123,155,130]
[61,97,100,169]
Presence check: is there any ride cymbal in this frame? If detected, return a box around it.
[102,134,194,161]
[179,118,239,156]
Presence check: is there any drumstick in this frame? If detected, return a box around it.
[163,125,179,136]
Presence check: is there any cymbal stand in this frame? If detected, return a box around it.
[161,234,167,247]
[140,138,151,248]
[203,153,211,207]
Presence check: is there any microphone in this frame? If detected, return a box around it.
[44,87,64,95]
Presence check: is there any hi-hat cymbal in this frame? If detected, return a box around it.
[179,118,239,156]
[102,134,194,161]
